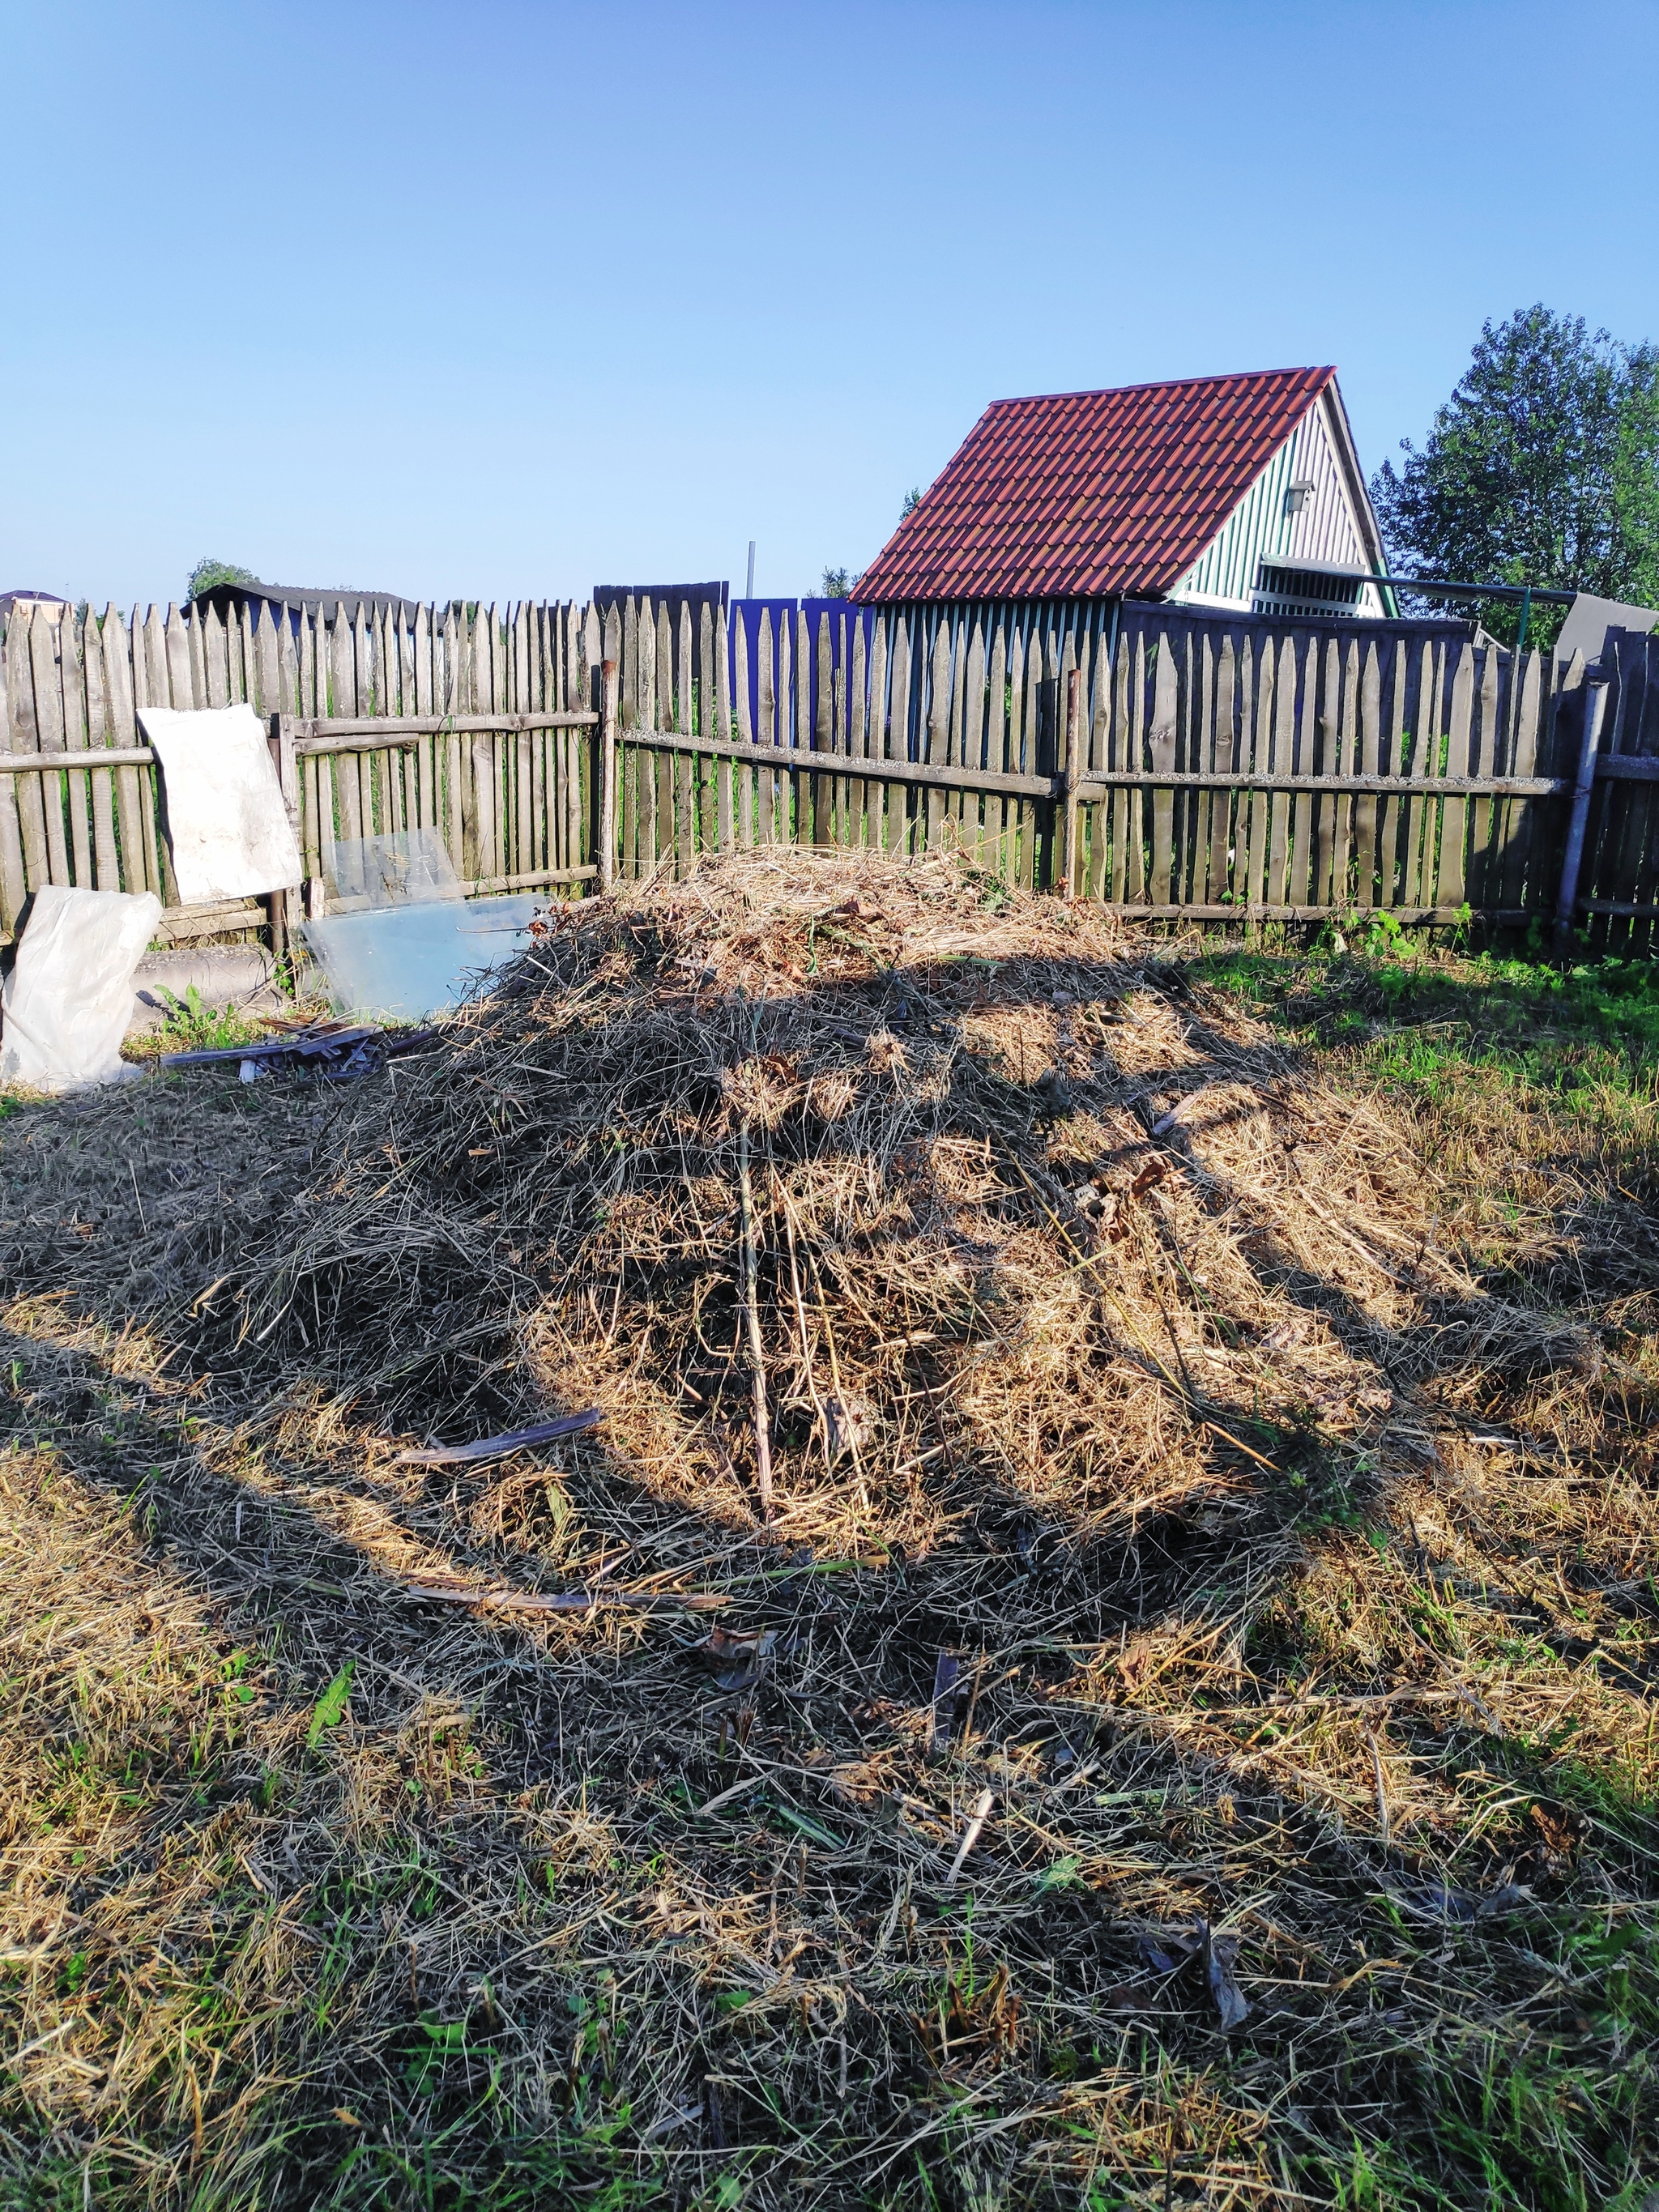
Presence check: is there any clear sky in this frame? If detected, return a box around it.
[4,0,1657,612]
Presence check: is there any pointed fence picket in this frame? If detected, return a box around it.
[2,594,1655,953]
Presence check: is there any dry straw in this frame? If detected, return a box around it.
[1,848,1655,2210]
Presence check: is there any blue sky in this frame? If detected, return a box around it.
[4,0,1657,611]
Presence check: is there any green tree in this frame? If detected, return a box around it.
[900,486,923,520]
[1370,306,1659,646]
[186,558,258,602]
[819,566,857,598]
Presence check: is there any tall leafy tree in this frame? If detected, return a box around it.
[1371,306,1659,645]
[186,557,257,601]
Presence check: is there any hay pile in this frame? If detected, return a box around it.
[2,849,1656,2210]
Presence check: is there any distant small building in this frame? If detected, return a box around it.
[0,590,68,621]
[190,579,424,626]
[857,366,1392,622]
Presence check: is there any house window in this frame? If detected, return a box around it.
[1253,561,1368,620]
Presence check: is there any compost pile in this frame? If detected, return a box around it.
[218,846,1446,1569]
[6,848,1656,2210]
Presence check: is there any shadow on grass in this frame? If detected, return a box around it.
[2,917,1658,2211]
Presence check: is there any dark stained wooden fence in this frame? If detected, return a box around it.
[2,593,1656,953]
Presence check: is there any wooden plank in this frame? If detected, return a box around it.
[674,599,695,876]
[1146,624,1177,906]
[1466,641,1503,909]
[670,598,693,867]
[1250,628,1281,913]
[985,616,1009,879]
[82,609,120,889]
[467,863,598,895]
[0,621,25,931]
[888,614,914,855]
[327,610,363,854]
[699,599,720,855]
[1375,637,1407,907]
[203,603,230,706]
[28,607,72,884]
[714,604,735,852]
[1399,637,1432,909]
[636,599,659,876]
[865,615,889,855]
[598,658,619,893]
[1627,638,1659,946]
[138,607,172,901]
[1498,647,1543,913]
[1351,637,1381,905]
[789,607,807,846]
[569,603,589,879]
[1435,642,1475,909]
[595,735,1073,800]
[5,607,49,899]
[755,606,776,846]
[962,616,988,871]
[812,608,834,850]
[1306,637,1336,908]
[944,607,967,846]
[1024,624,1047,886]
[1122,617,1151,902]
[438,606,463,875]
[1332,635,1360,906]
[1202,632,1233,903]
[846,610,868,853]
[514,603,534,877]
[103,608,147,894]
[284,710,598,737]
[731,604,753,848]
[60,608,98,887]
[1262,634,1294,907]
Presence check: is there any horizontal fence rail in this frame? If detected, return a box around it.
[2,591,1657,953]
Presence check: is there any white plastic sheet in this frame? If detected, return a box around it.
[136,704,302,903]
[322,829,463,910]
[1,885,163,1091]
[298,897,543,1021]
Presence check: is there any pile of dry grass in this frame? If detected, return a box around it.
[2,850,1656,2210]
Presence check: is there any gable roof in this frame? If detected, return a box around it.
[856,366,1339,604]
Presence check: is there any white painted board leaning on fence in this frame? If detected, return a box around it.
[136,705,302,904]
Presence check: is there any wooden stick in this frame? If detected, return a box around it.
[737,1119,774,1520]
[945,1788,995,1884]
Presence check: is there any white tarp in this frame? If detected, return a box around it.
[136,703,302,903]
[1,884,163,1091]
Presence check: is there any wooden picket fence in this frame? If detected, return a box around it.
[0,595,599,947]
[2,592,1657,952]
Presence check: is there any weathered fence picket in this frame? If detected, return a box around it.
[2,593,1656,956]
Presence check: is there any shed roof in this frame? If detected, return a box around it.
[856,366,1338,604]
[190,580,424,624]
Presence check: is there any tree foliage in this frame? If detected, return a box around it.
[186,558,257,602]
[1371,306,1659,645]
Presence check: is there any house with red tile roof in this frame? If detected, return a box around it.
[857,367,1391,623]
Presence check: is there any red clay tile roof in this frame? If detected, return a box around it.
[857,367,1337,603]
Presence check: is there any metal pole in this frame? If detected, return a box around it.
[745,541,755,599]
[1554,680,1608,954]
